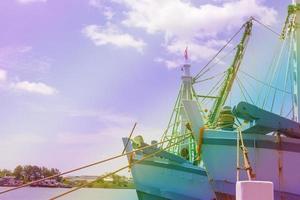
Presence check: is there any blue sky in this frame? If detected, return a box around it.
[0,0,292,175]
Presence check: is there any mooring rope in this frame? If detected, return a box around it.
[122,122,137,154]
[0,133,191,196]
[237,127,255,180]
[49,135,191,200]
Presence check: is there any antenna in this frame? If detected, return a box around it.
[182,46,191,77]
[184,46,188,62]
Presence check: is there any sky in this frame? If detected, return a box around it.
[0,0,292,176]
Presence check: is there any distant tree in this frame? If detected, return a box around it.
[1,165,62,183]
[41,167,51,178]
[50,168,61,181]
[23,165,33,181]
[0,169,12,177]
[13,165,23,180]
[31,165,41,180]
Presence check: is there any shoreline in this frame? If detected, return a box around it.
[0,186,135,189]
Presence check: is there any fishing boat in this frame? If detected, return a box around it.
[122,54,216,199]
[122,15,251,200]
[183,1,300,200]
[195,1,300,200]
[123,1,300,200]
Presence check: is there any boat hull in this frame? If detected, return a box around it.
[122,138,216,200]
[130,159,215,200]
[201,130,300,200]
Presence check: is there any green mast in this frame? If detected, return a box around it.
[281,1,300,121]
[160,50,201,163]
[208,20,253,128]
[290,1,300,121]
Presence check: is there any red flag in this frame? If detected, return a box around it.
[184,47,188,61]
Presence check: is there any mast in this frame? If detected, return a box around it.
[208,20,253,128]
[181,47,193,101]
[160,47,199,163]
[178,48,196,161]
[291,0,300,121]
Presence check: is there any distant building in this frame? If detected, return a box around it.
[42,179,59,187]
[128,177,133,183]
[103,177,113,182]
[65,175,98,182]
[0,176,22,186]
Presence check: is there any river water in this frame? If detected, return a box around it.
[0,187,138,200]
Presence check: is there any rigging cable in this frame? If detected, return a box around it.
[252,17,281,37]
[122,122,137,154]
[160,86,182,144]
[194,17,280,82]
[261,38,287,109]
[270,88,277,112]
[270,38,291,112]
[193,22,246,81]
[240,70,292,94]
[200,73,226,105]
[255,41,285,105]
[194,70,227,84]
[49,135,191,200]
[236,76,250,103]
[0,133,190,196]
[280,36,293,115]
[236,76,254,104]
[193,46,237,81]
[191,86,207,117]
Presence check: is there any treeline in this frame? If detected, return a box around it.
[0,165,62,182]
[88,174,134,188]
[64,174,135,189]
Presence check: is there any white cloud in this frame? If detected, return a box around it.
[0,46,55,95]
[103,7,115,20]
[0,46,51,74]
[89,0,101,8]
[89,0,115,20]
[205,39,228,48]
[17,0,47,4]
[68,109,136,127]
[166,40,218,61]
[82,23,146,52]
[18,46,32,53]
[56,109,136,144]
[56,121,162,145]
[0,46,32,59]
[2,133,46,145]
[12,81,57,95]
[113,0,277,64]
[155,57,180,69]
[155,38,228,67]
[0,69,7,82]
[120,0,277,39]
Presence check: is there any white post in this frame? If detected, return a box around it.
[236,181,274,200]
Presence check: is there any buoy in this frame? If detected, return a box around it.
[132,135,144,149]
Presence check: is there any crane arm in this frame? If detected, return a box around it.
[208,19,253,128]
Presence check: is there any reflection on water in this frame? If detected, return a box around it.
[0,187,138,200]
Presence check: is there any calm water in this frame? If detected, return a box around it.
[0,187,138,200]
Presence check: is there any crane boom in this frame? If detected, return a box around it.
[208,19,253,128]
